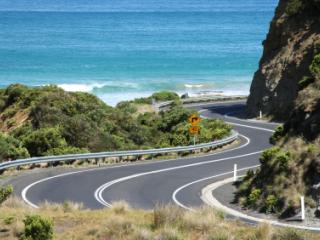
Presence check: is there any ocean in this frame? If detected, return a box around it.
[0,0,278,106]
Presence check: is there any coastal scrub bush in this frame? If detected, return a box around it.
[116,101,137,114]
[158,106,191,132]
[310,53,320,77]
[285,0,303,16]
[265,194,278,213]
[151,91,179,102]
[22,127,67,156]
[4,84,29,107]
[259,147,280,165]
[275,151,291,171]
[0,133,29,161]
[131,91,180,105]
[20,215,53,240]
[270,125,284,144]
[0,185,13,205]
[247,188,262,207]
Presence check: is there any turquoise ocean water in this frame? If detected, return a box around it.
[0,0,278,105]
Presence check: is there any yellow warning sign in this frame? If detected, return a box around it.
[189,126,200,135]
[189,114,201,126]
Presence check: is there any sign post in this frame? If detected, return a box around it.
[189,114,201,145]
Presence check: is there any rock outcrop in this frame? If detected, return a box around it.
[247,0,320,120]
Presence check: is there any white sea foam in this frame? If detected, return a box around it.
[184,84,204,88]
[55,80,249,107]
[58,83,106,92]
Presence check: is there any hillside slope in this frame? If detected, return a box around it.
[0,85,231,161]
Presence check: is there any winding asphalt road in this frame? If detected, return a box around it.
[11,101,278,210]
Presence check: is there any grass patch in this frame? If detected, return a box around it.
[0,198,319,240]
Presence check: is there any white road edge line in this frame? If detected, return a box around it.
[201,176,320,232]
[200,110,276,133]
[225,121,276,133]
[21,134,250,208]
[94,147,262,208]
[172,165,260,211]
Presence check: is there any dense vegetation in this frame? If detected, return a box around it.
[236,53,320,217]
[0,85,231,161]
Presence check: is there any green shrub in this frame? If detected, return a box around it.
[44,146,89,156]
[151,91,180,102]
[265,194,278,213]
[0,185,13,205]
[4,216,15,225]
[116,101,137,114]
[20,215,53,240]
[275,151,291,171]
[4,84,29,107]
[285,0,303,16]
[22,127,67,156]
[259,147,280,165]
[310,54,320,77]
[247,188,262,207]
[270,125,284,144]
[0,133,30,161]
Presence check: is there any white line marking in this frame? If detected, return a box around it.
[200,111,276,133]
[172,165,260,211]
[94,148,262,207]
[225,122,275,133]
[22,105,273,208]
[21,134,250,208]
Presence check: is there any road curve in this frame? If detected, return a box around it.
[13,101,277,209]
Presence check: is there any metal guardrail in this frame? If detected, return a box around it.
[0,130,238,171]
[155,96,247,111]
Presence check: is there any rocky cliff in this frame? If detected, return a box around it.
[247,0,320,120]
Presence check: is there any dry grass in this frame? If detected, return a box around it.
[1,198,319,240]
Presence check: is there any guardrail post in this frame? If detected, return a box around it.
[233,164,237,182]
[301,196,305,221]
[259,110,262,119]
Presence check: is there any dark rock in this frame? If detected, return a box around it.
[181,93,189,99]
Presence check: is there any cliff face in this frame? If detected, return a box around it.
[247,0,320,120]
